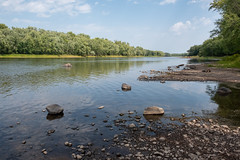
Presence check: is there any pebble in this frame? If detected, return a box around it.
[129,123,136,128]
[98,106,104,109]
[64,141,72,147]
[76,154,82,159]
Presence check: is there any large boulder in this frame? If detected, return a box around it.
[217,87,232,96]
[46,104,64,115]
[143,106,164,115]
[122,83,131,91]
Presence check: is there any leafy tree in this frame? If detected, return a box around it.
[210,0,240,54]
[0,23,164,56]
[0,23,8,29]
[187,45,201,56]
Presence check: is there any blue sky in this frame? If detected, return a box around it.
[0,0,219,53]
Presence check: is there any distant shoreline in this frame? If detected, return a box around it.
[0,54,149,59]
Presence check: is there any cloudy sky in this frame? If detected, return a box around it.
[0,0,219,53]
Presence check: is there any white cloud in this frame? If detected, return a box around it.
[170,20,192,35]
[76,4,91,14]
[170,17,212,35]
[0,0,91,17]
[199,17,211,26]
[159,0,176,5]
[188,0,212,8]
[188,0,211,4]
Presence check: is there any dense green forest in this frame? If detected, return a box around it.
[0,23,164,57]
[188,0,240,57]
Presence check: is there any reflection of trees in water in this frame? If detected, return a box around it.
[206,83,240,125]
[0,58,146,94]
[188,58,219,64]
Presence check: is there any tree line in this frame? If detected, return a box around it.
[188,0,240,57]
[0,24,164,57]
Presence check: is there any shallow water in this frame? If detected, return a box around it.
[0,57,239,159]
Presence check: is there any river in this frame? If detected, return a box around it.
[0,57,239,159]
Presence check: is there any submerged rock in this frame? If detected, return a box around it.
[122,83,131,91]
[217,87,232,95]
[46,104,64,115]
[143,106,164,115]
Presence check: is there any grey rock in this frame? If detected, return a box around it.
[46,104,64,115]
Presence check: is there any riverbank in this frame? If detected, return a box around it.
[138,63,240,83]
[65,111,240,159]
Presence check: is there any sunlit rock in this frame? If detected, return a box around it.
[143,106,164,115]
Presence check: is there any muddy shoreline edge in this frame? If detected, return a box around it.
[138,63,240,83]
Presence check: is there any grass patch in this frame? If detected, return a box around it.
[218,54,240,68]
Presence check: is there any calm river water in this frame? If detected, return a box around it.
[0,57,239,159]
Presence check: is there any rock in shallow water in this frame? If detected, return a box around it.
[143,106,164,115]
[122,83,131,91]
[46,104,64,115]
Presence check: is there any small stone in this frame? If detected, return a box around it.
[43,151,47,155]
[159,137,166,141]
[16,122,20,125]
[101,148,105,152]
[76,154,82,160]
[47,129,55,134]
[42,109,46,112]
[129,123,136,128]
[98,106,104,109]
[64,142,69,146]
[22,140,26,144]
[119,113,124,116]
[128,111,134,114]
[181,114,185,117]
[72,153,76,159]
[86,151,92,156]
